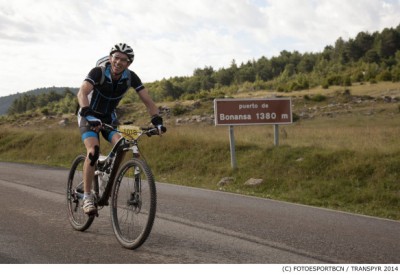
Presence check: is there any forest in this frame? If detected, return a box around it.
[7,24,400,115]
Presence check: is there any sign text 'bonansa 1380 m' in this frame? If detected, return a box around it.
[214,98,292,126]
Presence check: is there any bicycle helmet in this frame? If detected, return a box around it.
[110,43,134,62]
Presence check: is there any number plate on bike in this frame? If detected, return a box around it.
[119,125,141,139]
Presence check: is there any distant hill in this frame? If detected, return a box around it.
[0,87,78,115]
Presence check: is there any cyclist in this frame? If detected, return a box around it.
[77,43,165,215]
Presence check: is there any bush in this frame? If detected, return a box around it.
[304,94,327,102]
[312,94,327,102]
[171,103,188,116]
[377,70,392,81]
[41,108,49,116]
[321,80,330,89]
[327,74,342,86]
[343,76,352,86]
[292,113,300,122]
[276,86,286,92]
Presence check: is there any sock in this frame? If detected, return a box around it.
[83,192,91,200]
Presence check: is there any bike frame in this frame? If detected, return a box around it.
[93,125,152,207]
[68,123,163,248]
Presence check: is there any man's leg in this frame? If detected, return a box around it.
[82,136,100,214]
[110,132,122,145]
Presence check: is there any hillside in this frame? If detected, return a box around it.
[0,87,78,115]
[1,82,400,220]
[1,81,399,129]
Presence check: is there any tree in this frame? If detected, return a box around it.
[364,49,380,63]
[235,62,256,83]
[378,27,400,58]
[192,66,215,91]
[322,45,334,61]
[333,37,348,64]
[297,53,317,73]
[270,55,286,77]
[214,68,234,86]
[159,79,179,100]
[255,56,273,81]
[346,32,375,61]
[346,38,363,61]
[314,58,330,78]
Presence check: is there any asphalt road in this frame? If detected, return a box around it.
[0,162,399,264]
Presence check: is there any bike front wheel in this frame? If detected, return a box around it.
[66,155,95,231]
[110,158,157,249]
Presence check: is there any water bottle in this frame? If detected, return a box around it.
[99,152,114,195]
[100,171,110,195]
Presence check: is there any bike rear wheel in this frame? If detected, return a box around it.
[110,158,157,249]
[67,155,95,231]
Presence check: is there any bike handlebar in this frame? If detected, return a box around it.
[141,125,167,136]
[101,123,167,138]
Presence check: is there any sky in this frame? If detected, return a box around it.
[0,0,399,97]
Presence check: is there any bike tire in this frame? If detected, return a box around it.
[66,154,95,231]
[110,158,157,249]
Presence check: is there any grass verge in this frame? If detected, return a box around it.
[0,120,399,220]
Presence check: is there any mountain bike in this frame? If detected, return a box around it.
[66,123,165,249]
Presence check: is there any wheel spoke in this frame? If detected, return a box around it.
[66,155,95,231]
[111,159,156,249]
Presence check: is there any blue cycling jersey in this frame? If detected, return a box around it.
[84,65,144,116]
[78,65,145,142]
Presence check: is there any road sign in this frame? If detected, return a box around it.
[214,98,292,126]
[214,98,293,168]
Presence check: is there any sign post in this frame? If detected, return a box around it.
[229,125,237,169]
[214,98,292,168]
[274,124,279,146]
